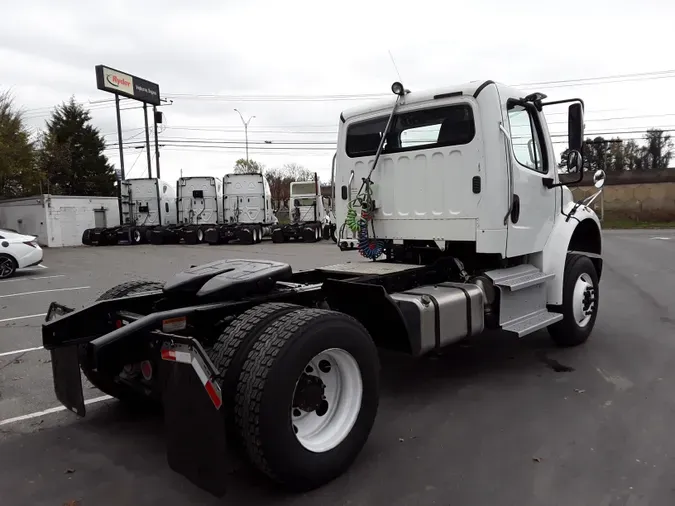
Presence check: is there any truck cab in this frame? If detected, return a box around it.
[335,80,603,308]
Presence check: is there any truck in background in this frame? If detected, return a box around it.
[82,178,177,246]
[271,173,328,243]
[204,172,277,245]
[174,176,224,245]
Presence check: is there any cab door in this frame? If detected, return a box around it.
[505,102,556,257]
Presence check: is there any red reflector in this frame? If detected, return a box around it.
[161,349,176,361]
[205,380,222,409]
[141,360,153,380]
[115,320,123,329]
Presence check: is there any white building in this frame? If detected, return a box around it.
[0,195,120,247]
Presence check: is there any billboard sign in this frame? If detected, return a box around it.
[95,65,161,105]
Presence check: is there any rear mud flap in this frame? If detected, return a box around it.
[161,352,231,497]
[51,346,86,417]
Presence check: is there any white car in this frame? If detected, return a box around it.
[0,228,44,279]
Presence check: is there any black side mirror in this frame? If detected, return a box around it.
[568,103,584,152]
[294,199,300,207]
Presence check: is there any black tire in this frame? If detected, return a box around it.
[207,303,301,445]
[184,229,199,245]
[128,227,143,245]
[196,227,206,243]
[82,229,92,246]
[271,229,285,244]
[548,253,599,347]
[80,280,165,402]
[0,253,17,279]
[234,308,380,491]
[237,227,254,245]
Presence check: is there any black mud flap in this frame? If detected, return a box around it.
[50,345,86,417]
[161,350,231,497]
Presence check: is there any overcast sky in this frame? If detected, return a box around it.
[2,0,675,185]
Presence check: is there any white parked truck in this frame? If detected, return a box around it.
[271,173,331,243]
[44,79,605,496]
[173,176,225,244]
[83,178,177,246]
[204,172,277,245]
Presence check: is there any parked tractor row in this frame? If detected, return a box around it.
[81,172,337,247]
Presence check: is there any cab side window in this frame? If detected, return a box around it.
[507,105,546,173]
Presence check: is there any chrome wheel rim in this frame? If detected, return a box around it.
[572,272,595,327]
[291,348,362,453]
[0,257,15,278]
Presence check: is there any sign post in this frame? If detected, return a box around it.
[95,65,161,186]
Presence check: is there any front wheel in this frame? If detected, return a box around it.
[234,308,380,491]
[548,253,599,347]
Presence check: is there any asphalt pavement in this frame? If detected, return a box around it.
[0,231,674,506]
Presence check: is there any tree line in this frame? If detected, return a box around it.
[0,92,116,199]
[559,128,673,172]
[232,159,318,209]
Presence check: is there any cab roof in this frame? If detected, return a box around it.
[339,80,526,122]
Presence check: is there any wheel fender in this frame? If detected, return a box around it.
[542,204,602,306]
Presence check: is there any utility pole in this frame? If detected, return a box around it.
[234,108,255,165]
[143,103,152,178]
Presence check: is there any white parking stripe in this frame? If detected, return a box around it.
[0,275,65,284]
[0,395,113,426]
[0,313,46,323]
[37,264,48,269]
[0,286,90,299]
[0,346,44,357]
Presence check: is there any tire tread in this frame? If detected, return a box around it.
[234,307,346,481]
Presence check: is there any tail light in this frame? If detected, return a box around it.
[23,241,38,248]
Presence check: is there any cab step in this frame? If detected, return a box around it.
[486,264,554,292]
[485,264,558,335]
[501,309,563,337]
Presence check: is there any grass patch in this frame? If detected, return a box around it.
[602,219,675,229]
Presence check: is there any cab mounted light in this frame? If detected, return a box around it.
[391,82,406,96]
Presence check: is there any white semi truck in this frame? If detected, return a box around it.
[271,173,331,243]
[204,172,277,245]
[45,79,605,496]
[82,178,177,246]
[173,176,225,245]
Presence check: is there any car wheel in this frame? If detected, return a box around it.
[0,254,17,279]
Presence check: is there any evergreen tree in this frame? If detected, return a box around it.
[38,97,116,196]
[0,91,38,198]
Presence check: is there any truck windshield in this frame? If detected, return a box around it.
[346,103,475,158]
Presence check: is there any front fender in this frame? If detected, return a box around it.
[542,202,603,306]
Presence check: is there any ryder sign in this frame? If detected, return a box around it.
[95,65,161,105]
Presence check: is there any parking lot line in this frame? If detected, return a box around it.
[0,275,65,284]
[0,286,90,299]
[0,314,46,323]
[0,395,112,427]
[0,346,44,357]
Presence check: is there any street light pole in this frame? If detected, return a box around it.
[234,108,255,165]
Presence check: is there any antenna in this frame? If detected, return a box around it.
[388,50,403,83]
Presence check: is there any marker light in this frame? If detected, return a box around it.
[391,82,405,96]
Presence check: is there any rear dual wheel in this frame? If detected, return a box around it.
[209,305,380,491]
